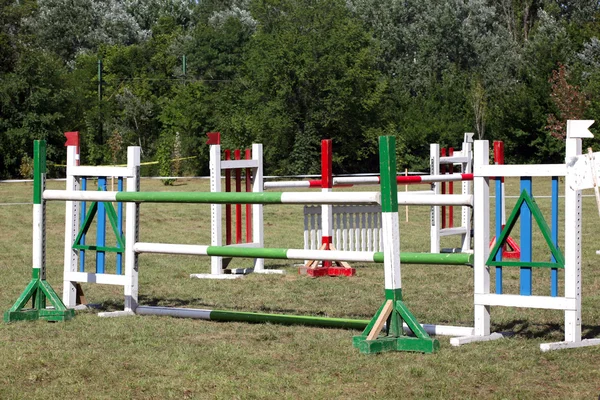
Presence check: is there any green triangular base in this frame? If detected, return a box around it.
[72,198,124,253]
[4,277,75,323]
[487,190,565,269]
[353,289,439,354]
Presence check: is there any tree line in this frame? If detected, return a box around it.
[1,0,599,179]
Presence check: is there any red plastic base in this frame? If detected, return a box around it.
[306,267,356,277]
[489,236,521,260]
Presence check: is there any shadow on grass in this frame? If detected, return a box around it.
[493,319,600,340]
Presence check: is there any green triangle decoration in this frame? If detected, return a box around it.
[487,190,564,269]
[72,191,125,253]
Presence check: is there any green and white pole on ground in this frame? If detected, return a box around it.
[4,140,74,322]
[352,136,440,354]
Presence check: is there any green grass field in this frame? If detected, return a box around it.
[1,177,600,399]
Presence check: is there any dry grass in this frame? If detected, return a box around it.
[1,177,600,399]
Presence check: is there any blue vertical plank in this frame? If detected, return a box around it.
[551,176,559,297]
[520,177,532,296]
[495,177,503,294]
[96,177,107,274]
[79,177,87,272]
[116,177,123,275]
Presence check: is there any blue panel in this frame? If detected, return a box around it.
[116,178,123,275]
[79,178,87,272]
[551,177,559,297]
[520,178,532,296]
[495,178,503,294]
[96,177,107,274]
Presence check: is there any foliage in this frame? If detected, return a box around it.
[546,63,587,140]
[0,0,599,177]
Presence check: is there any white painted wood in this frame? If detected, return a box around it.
[69,165,135,178]
[264,180,313,189]
[439,227,468,236]
[124,146,140,313]
[286,249,378,262]
[564,129,583,343]
[566,119,594,138]
[461,141,473,252]
[220,159,260,170]
[473,140,491,337]
[396,194,473,206]
[210,144,223,275]
[450,332,506,346]
[565,150,600,191]
[475,294,577,310]
[439,156,469,164]
[65,272,127,285]
[381,212,401,290]
[252,143,265,272]
[43,190,118,202]
[136,306,212,319]
[475,164,566,178]
[279,191,380,204]
[321,188,333,243]
[98,310,136,317]
[189,273,245,280]
[430,143,440,253]
[135,243,210,255]
[63,145,79,308]
[32,203,44,272]
[540,338,600,352]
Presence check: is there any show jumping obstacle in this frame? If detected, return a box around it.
[295,135,474,258]
[450,120,600,351]
[6,134,478,354]
[190,132,281,279]
[6,122,599,353]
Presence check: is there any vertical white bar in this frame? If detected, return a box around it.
[473,140,491,336]
[564,125,582,343]
[382,212,401,290]
[124,146,140,312]
[63,145,79,308]
[210,144,223,275]
[461,140,473,252]
[430,143,440,253]
[322,188,333,241]
[252,144,265,272]
[342,212,348,251]
[32,203,44,271]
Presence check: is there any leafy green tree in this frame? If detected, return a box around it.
[236,0,387,174]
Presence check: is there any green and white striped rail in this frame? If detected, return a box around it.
[133,242,473,265]
[43,190,381,205]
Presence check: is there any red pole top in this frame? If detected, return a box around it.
[206,132,221,145]
[493,141,505,165]
[64,131,80,148]
[321,139,333,189]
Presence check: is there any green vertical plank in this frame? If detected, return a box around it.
[379,136,398,213]
[33,140,46,205]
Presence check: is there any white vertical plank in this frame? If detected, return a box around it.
[63,145,79,308]
[124,146,140,312]
[564,131,582,343]
[210,144,223,275]
[430,143,440,253]
[252,143,265,272]
[473,140,490,336]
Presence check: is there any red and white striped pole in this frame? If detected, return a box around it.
[321,139,333,269]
